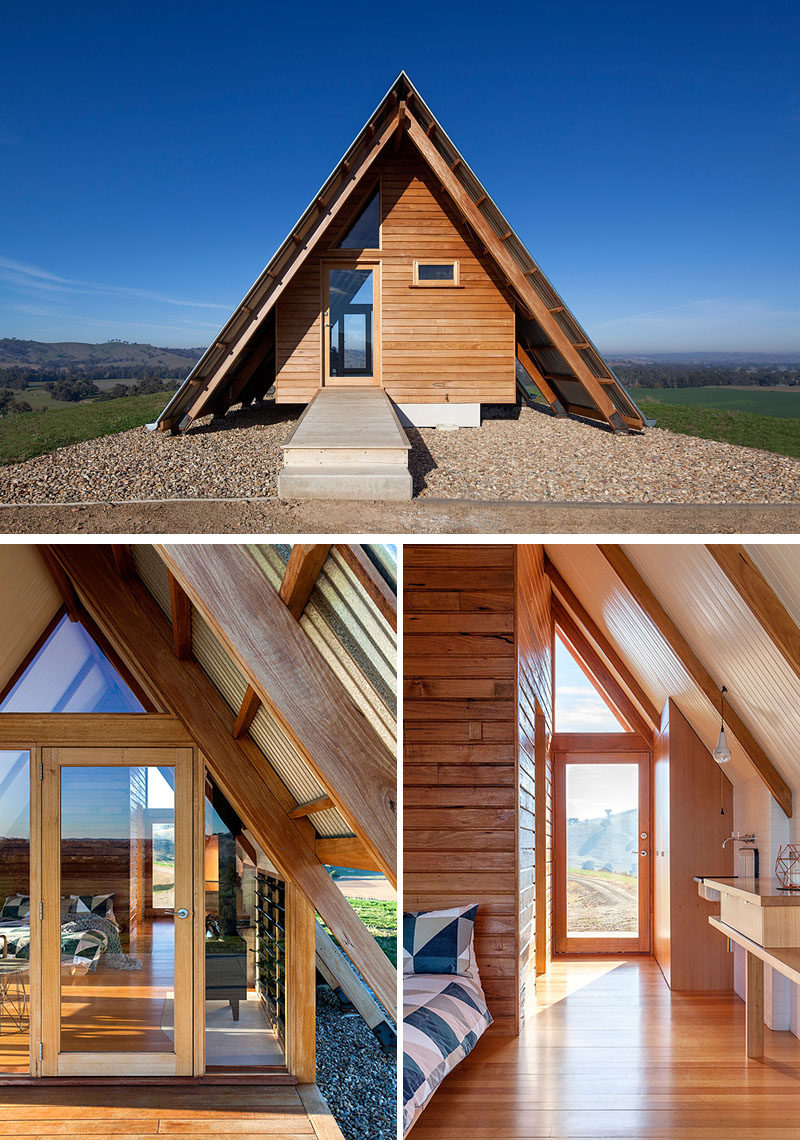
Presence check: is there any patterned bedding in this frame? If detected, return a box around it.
[0,917,110,972]
[403,971,493,1134]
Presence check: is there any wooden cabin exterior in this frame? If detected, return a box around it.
[0,544,396,1140]
[158,73,646,435]
[404,542,800,1137]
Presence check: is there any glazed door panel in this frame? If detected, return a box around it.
[554,749,651,955]
[40,747,194,1076]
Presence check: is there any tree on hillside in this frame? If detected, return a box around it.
[44,376,100,402]
[0,389,33,415]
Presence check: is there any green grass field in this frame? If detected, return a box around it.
[0,391,168,465]
[638,396,800,459]
[347,898,397,966]
[633,385,800,419]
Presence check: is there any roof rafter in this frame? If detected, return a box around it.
[403,114,631,432]
[156,543,397,884]
[598,543,792,818]
[279,544,332,619]
[546,556,660,729]
[553,597,653,742]
[43,544,396,1019]
[160,108,403,430]
[706,544,800,685]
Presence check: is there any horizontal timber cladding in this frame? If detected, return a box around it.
[275,139,516,406]
[403,544,520,1035]
[515,546,553,1016]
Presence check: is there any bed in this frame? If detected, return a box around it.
[0,893,139,973]
[402,905,493,1134]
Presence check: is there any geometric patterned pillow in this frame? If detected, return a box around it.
[68,894,117,923]
[403,904,479,977]
[0,895,31,920]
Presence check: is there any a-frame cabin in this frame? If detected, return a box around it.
[403,542,800,1137]
[0,544,396,1140]
[158,74,645,489]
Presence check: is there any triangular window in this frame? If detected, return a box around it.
[336,187,380,249]
[554,629,625,732]
[1,613,145,713]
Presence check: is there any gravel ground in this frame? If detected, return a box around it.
[316,985,396,1140]
[0,399,798,506]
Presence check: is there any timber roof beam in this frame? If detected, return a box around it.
[598,544,793,818]
[42,544,397,1019]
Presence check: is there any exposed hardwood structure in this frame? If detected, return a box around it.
[553,598,654,741]
[156,544,396,885]
[545,557,659,730]
[158,72,643,433]
[279,545,332,619]
[41,545,396,1021]
[706,544,800,683]
[598,544,793,818]
[654,701,734,991]
[515,546,553,1017]
[404,544,519,1034]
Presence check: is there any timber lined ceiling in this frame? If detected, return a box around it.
[130,542,394,840]
[0,545,61,695]
[547,544,800,798]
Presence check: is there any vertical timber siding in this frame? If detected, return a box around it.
[404,544,519,1034]
[275,139,516,406]
[515,545,553,1021]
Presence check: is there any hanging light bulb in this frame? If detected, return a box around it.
[713,685,732,764]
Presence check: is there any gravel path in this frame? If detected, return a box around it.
[0,400,798,505]
[316,985,396,1140]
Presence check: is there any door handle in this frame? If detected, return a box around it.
[176,908,190,919]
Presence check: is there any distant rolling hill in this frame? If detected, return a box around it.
[0,339,205,372]
[567,809,638,876]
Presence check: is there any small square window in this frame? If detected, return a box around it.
[413,261,459,286]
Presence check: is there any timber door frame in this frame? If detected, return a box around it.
[321,258,382,388]
[553,735,652,956]
[40,745,195,1077]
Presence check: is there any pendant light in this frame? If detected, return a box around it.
[713,685,732,764]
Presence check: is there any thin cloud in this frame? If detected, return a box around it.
[597,295,736,328]
[0,256,232,311]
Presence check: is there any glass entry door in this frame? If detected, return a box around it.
[40,747,194,1076]
[554,747,651,955]
[323,263,380,385]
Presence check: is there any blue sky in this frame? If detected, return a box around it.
[555,634,623,733]
[2,1,798,351]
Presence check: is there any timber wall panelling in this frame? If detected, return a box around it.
[275,144,516,406]
[654,699,734,991]
[404,544,519,1034]
[515,545,553,1018]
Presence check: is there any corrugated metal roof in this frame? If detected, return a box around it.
[132,544,358,840]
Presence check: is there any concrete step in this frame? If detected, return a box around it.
[280,387,412,500]
[278,465,413,501]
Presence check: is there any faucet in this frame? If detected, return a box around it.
[722,833,756,849]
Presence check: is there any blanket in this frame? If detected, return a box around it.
[403,972,492,1134]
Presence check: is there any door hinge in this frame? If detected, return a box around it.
[40,760,44,780]
[39,1042,43,1061]
[40,901,44,920]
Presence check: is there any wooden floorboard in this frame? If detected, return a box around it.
[409,957,800,1138]
[0,1083,340,1138]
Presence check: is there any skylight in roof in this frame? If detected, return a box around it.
[1,613,145,714]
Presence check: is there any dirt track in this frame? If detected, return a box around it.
[4,498,800,535]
